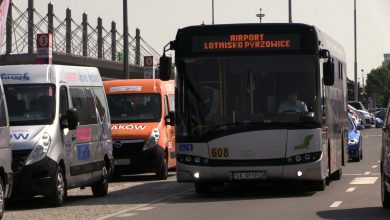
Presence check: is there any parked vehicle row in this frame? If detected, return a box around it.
[0,65,177,219]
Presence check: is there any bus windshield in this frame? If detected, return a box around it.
[107,93,161,123]
[177,55,319,138]
[4,84,55,126]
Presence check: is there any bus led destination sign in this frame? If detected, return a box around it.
[193,33,300,52]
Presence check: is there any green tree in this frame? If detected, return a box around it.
[347,78,364,103]
[365,67,390,107]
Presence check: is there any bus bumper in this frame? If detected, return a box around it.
[176,159,323,183]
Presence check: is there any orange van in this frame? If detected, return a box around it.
[103,79,175,180]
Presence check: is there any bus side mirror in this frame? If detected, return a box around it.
[323,59,334,86]
[159,55,172,81]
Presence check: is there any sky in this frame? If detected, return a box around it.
[14,0,390,82]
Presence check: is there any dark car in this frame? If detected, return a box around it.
[381,105,390,208]
[347,113,363,161]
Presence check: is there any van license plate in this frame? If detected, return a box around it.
[232,171,265,180]
[114,159,130,165]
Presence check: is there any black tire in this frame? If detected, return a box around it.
[360,148,363,160]
[194,183,212,194]
[382,172,390,208]
[0,176,5,219]
[311,179,326,191]
[156,153,168,180]
[91,165,109,197]
[47,166,66,207]
[332,168,342,181]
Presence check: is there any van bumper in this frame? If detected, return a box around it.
[11,157,57,198]
[114,145,165,175]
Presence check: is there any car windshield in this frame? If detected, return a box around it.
[4,84,55,126]
[176,55,319,138]
[347,116,355,131]
[107,93,161,123]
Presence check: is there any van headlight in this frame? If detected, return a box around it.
[348,139,359,145]
[26,132,51,165]
[143,128,160,150]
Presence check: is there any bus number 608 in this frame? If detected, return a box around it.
[211,148,229,158]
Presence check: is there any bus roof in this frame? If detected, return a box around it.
[103,79,174,95]
[0,64,102,86]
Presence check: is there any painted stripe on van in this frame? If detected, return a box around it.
[70,160,104,176]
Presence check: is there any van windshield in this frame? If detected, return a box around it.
[4,84,55,126]
[107,93,161,123]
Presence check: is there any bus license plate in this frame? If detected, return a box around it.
[114,159,130,165]
[233,171,265,180]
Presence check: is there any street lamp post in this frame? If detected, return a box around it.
[212,0,215,25]
[354,0,358,101]
[123,0,129,79]
[288,0,292,23]
[256,8,265,23]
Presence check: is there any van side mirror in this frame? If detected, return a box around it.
[159,55,172,81]
[323,59,335,86]
[62,108,79,130]
[165,111,175,126]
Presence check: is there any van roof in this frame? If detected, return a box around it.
[0,64,102,86]
[103,79,174,94]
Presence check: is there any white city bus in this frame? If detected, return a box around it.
[160,23,348,193]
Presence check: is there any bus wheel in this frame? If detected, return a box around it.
[47,166,67,207]
[382,172,390,208]
[332,168,342,181]
[0,176,5,219]
[194,183,212,194]
[156,152,168,180]
[92,164,109,197]
[311,179,326,191]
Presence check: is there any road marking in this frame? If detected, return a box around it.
[115,213,137,218]
[346,187,356,192]
[136,206,155,211]
[378,160,381,163]
[96,189,193,220]
[364,172,371,175]
[350,177,378,185]
[344,174,363,176]
[330,201,343,208]
[363,135,381,138]
[372,165,378,169]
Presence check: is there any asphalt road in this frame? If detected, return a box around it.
[4,128,390,220]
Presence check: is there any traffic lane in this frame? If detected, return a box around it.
[104,129,387,220]
[3,172,192,220]
[317,127,387,219]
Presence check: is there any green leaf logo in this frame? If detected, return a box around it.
[295,134,313,150]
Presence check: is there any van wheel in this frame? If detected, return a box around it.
[156,153,168,180]
[47,167,66,207]
[0,176,5,219]
[91,165,109,197]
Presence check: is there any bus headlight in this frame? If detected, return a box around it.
[26,132,51,166]
[177,154,209,165]
[287,152,322,164]
[143,128,160,150]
